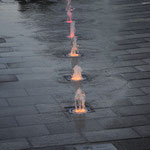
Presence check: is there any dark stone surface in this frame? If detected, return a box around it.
[16,113,69,126]
[113,138,150,150]
[0,0,150,149]
[97,116,150,129]
[112,105,150,116]
[0,117,18,128]
[7,95,57,106]
[0,75,18,83]
[75,143,118,150]
[0,98,9,107]
[46,119,102,134]
[84,128,139,142]
[29,133,86,148]
[118,53,150,61]
[0,89,27,98]
[121,72,150,80]
[128,79,150,88]
[0,139,30,150]
[129,95,150,105]
[134,125,150,137]
[0,106,38,117]
[0,38,6,43]
[0,125,49,140]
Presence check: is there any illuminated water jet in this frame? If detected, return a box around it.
[71,65,83,81]
[74,88,87,114]
[66,7,73,23]
[69,36,80,57]
[68,21,75,39]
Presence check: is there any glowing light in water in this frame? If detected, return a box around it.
[71,65,83,81]
[69,36,80,57]
[74,88,87,114]
[66,7,73,23]
[68,21,75,39]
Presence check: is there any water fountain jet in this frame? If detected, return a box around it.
[71,65,83,81]
[69,36,80,57]
[74,88,87,114]
[66,7,73,23]
[66,0,71,11]
[68,21,75,39]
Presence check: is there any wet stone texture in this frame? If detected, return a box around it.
[0,0,150,150]
[75,143,118,150]
[0,38,6,43]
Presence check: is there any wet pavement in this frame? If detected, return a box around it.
[0,0,150,149]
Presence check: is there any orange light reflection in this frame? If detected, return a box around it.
[74,108,87,114]
[69,52,79,57]
[66,20,72,23]
[71,76,83,81]
[68,33,74,39]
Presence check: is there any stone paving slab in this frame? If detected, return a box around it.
[0,38,6,43]
[0,117,17,128]
[0,139,30,150]
[35,104,62,113]
[0,98,8,107]
[7,95,57,106]
[97,115,150,129]
[137,42,150,48]
[113,60,146,68]
[84,128,140,142]
[0,80,58,89]
[144,58,150,63]
[123,88,145,97]
[127,47,150,54]
[0,57,23,63]
[0,47,13,53]
[118,53,150,61]
[0,89,27,98]
[113,138,150,150]
[141,87,150,94]
[29,133,86,148]
[75,143,118,150]
[25,87,59,96]
[116,38,148,45]
[128,79,150,88]
[115,44,140,51]
[0,68,33,75]
[105,67,137,75]
[0,64,7,69]
[121,71,150,80]
[7,62,47,69]
[133,125,150,137]
[112,104,150,116]
[85,98,132,109]
[24,146,67,150]
[136,65,150,71]
[0,106,38,117]
[0,75,18,83]
[16,113,69,126]
[17,73,54,81]
[129,95,150,105]
[0,125,49,140]
[46,119,102,135]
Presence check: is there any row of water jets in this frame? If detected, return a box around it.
[66,0,87,114]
